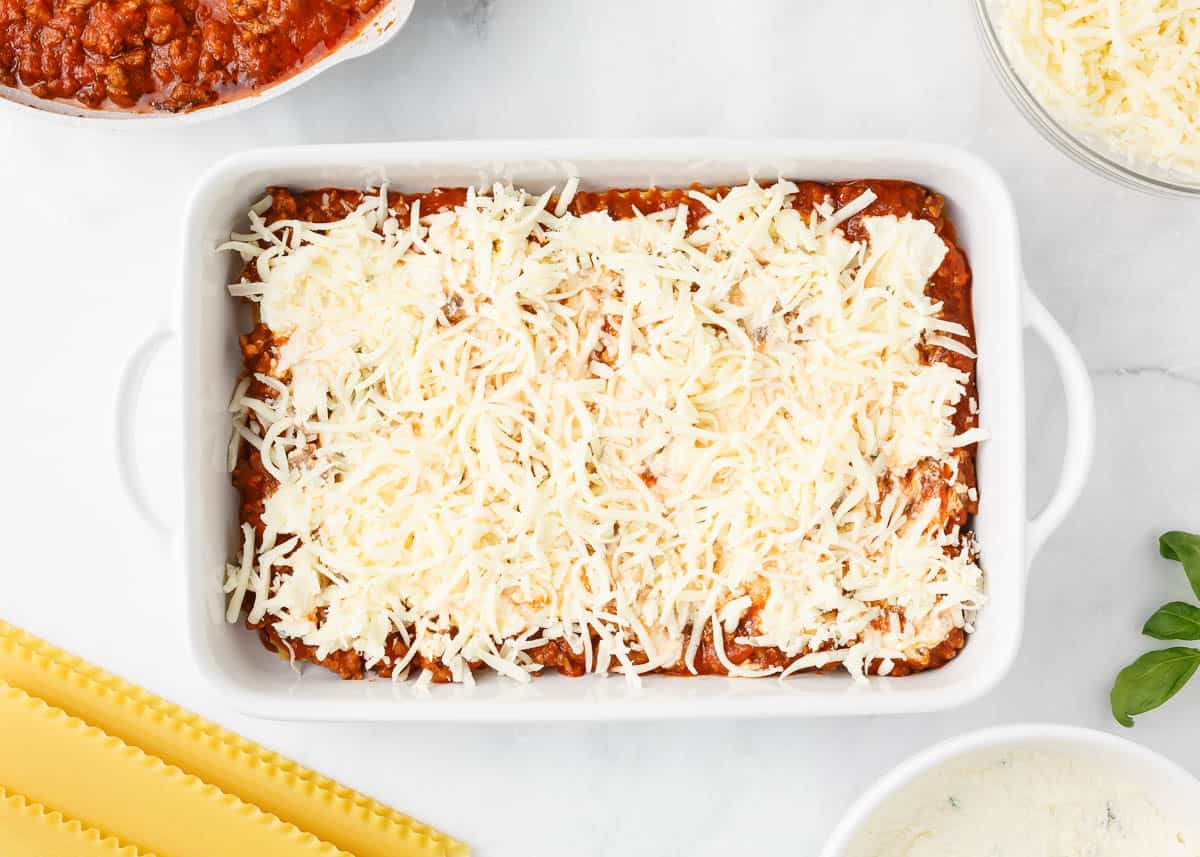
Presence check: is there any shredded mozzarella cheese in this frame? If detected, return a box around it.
[222,180,986,684]
[999,0,1200,173]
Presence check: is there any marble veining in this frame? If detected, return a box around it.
[1,2,1199,856]
[449,0,494,33]
[1094,365,1200,389]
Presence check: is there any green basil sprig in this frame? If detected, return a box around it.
[1112,648,1200,727]
[1143,602,1200,641]
[1160,531,1200,599]
[1111,532,1200,727]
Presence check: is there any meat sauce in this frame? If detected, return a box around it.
[0,0,387,112]
[233,180,978,682]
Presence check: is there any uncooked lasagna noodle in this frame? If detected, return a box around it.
[221,178,985,686]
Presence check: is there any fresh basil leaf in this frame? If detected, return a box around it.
[1111,647,1200,727]
[1143,602,1200,640]
[1159,531,1200,599]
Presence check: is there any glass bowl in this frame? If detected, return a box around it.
[973,0,1200,197]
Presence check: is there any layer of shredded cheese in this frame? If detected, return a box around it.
[221,180,985,685]
[998,0,1200,173]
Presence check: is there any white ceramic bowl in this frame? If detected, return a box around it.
[0,0,414,127]
[117,139,1095,721]
[820,723,1200,857]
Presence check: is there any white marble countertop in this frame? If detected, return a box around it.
[3,1,1200,855]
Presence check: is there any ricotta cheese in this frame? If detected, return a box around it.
[844,746,1200,857]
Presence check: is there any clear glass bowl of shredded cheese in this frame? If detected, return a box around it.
[975,0,1200,196]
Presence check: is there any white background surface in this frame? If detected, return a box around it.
[3,2,1200,855]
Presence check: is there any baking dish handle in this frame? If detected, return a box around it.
[1022,285,1094,563]
[114,329,175,537]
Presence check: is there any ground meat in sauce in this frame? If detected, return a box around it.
[233,180,979,682]
[0,0,387,112]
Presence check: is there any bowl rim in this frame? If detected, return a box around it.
[818,721,1200,857]
[972,0,1200,198]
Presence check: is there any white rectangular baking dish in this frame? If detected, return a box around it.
[148,140,1093,720]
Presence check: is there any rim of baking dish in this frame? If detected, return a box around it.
[169,140,1070,721]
